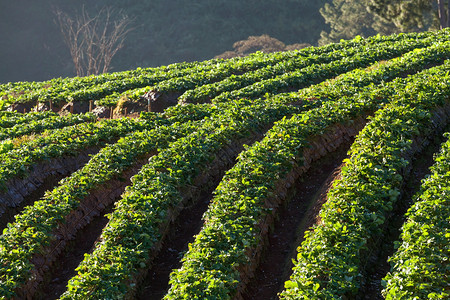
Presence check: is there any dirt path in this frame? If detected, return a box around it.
[241,140,352,300]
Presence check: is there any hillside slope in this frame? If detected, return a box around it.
[0,29,449,300]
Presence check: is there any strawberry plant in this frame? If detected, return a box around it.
[382,132,450,299]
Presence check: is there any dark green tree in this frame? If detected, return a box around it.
[367,0,445,30]
[318,0,397,45]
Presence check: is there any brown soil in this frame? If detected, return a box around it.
[1,174,63,231]
[241,140,352,300]
[0,148,101,232]
[147,92,182,113]
[135,131,269,299]
[27,157,152,300]
[136,185,216,300]
[33,127,267,299]
[60,101,90,115]
[37,205,112,300]
[6,101,36,113]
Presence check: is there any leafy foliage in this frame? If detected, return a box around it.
[383,132,450,299]
[280,61,450,299]
[60,98,299,299]
[368,0,439,31]
[0,28,449,300]
[0,113,95,141]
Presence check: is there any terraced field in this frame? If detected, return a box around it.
[0,29,449,300]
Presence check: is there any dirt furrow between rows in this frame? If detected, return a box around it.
[358,124,450,300]
[136,180,218,300]
[135,131,270,299]
[38,204,112,300]
[22,156,152,299]
[241,140,352,300]
[0,147,101,231]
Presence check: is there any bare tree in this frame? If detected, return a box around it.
[55,6,134,77]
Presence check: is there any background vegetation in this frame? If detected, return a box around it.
[0,0,329,83]
[1,0,447,84]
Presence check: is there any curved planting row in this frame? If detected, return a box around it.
[181,31,449,105]
[95,29,447,109]
[59,98,302,299]
[0,101,225,202]
[382,132,450,299]
[93,37,362,108]
[280,62,450,299]
[163,60,450,299]
[56,41,450,300]
[0,30,412,103]
[54,50,277,107]
[0,59,201,98]
[293,41,450,103]
[16,45,319,109]
[0,111,57,129]
[210,30,450,104]
[0,118,201,299]
[0,94,302,299]
[0,118,145,189]
[0,57,223,109]
[5,47,338,108]
[0,100,233,298]
[0,118,153,237]
[176,40,372,104]
[1,29,447,113]
[0,113,96,141]
[94,43,342,108]
[266,39,450,109]
[163,106,366,299]
[0,29,449,300]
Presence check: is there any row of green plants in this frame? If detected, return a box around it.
[93,29,444,108]
[0,99,235,193]
[0,112,95,141]
[59,98,303,299]
[280,62,450,299]
[265,39,450,108]
[52,45,450,300]
[164,60,450,299]
[0,111,57,128]
[0,99,243,298]
[176,39,374,104]
[293,41,450,103]
[2,29,448,111]
[210,29,450,104]
[1,45,320,109]
[0,94,302,299]
[0,58,203,94]
[0,120,199,299]
[0,57,218,109]
[2,47,319,102]
[55,47,302,108]
[0,29,447,300]
[0,118,148,192]
[93,43,346,107]
[382,132,450,299]
[178,33,450,105]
